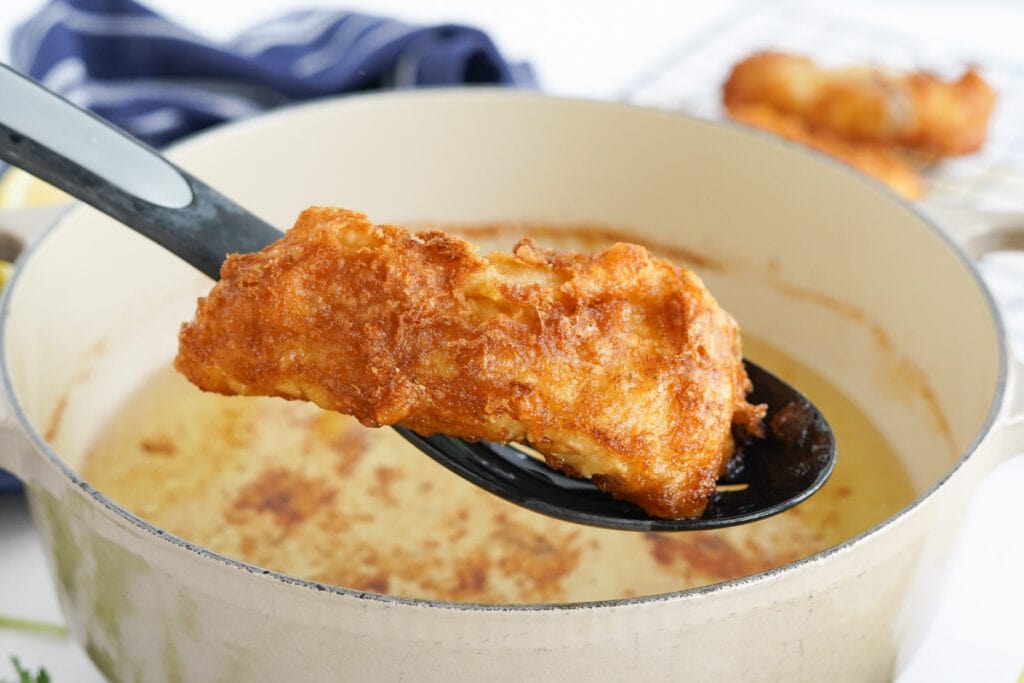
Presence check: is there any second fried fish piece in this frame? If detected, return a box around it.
[723,51,995,158]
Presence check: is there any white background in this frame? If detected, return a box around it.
[4,0,1024,99]
[1,1,1023,681]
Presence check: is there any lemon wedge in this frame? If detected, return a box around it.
[0,168,69,208]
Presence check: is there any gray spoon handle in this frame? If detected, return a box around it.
[0,63,281,279]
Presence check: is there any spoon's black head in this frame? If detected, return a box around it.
[702,360,837,525]
[399,359,836,532]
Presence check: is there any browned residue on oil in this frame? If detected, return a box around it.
[452,550,491,596]
[228,467,337,527]
[369,465,403,505]
[296,412,368,477]
[644,531,805,582]
[140,433,177,456]
[302,517,583,603]
[444,507,471,543]
[491,513,582,600]
[331,427,368,477]
[645,532,752,579]
[349,572,390,594]
[312,554,394,597]
[217,405,253,449]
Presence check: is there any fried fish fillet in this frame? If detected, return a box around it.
[727,102,925,199]
[175,207,766,518]
[723,51,996,158]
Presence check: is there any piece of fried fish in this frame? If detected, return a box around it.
[176,207,765,518]
[723,51,995,158]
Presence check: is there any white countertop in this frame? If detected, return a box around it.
[1,1,1023,681]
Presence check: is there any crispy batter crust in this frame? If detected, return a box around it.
[176,207,765,518]
[723,51,995,158]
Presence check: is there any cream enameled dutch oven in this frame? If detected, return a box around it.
[1,90,1022,681]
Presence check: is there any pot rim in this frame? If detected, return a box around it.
[0,88,1009,613]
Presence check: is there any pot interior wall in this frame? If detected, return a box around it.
[4,91,1001,508]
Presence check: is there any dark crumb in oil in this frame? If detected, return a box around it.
[140,433,177,457]
[770,401,814,447]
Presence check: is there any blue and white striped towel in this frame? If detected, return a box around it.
[7,0,534,148]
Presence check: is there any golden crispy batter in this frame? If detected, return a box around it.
[723,51,995,158]
[727,102,925,199]
[175,207,765,518]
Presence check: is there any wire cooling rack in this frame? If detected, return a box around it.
[619,1,1024,211]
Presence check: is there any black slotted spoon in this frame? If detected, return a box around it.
[0,64,835,531]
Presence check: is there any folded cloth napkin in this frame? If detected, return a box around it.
[0,0,532,493]
[7,0,534,148]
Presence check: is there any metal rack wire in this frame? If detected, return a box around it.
[619,1,1024,211]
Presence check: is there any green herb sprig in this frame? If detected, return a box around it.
[4,657,51,683]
